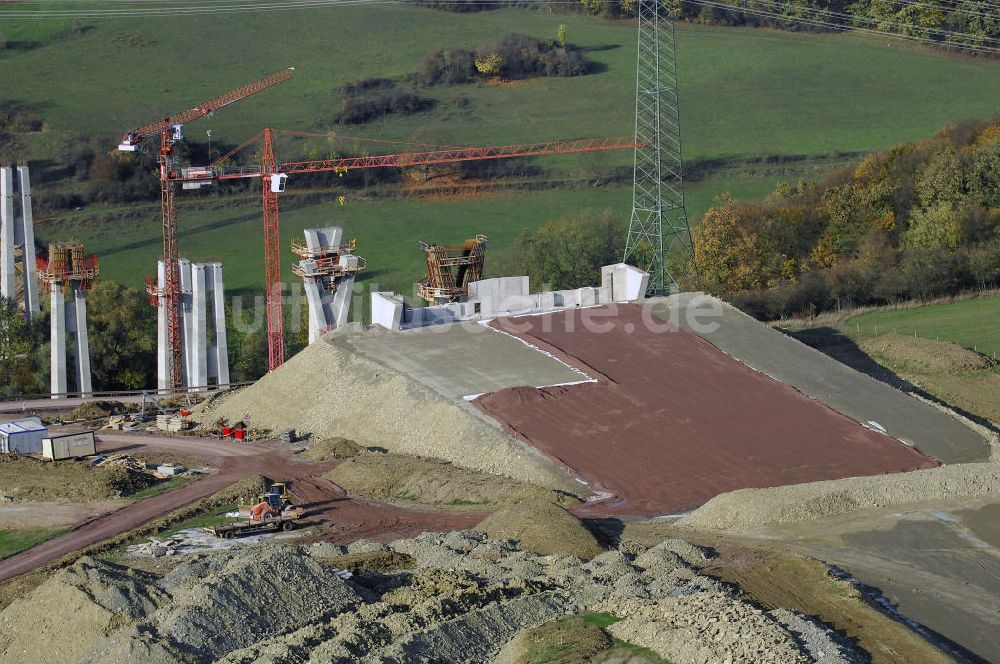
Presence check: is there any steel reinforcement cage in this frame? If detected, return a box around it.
[416,235,488,303]
[36,241,99,293]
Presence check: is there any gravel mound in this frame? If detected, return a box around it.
[475,501,604,559]
[769,608,866,664]
[1,531,872,664]
[604,593,810,664]
[0,557,169,663]
[326,453,574,507]
[0,545,361,664]
[195,331,576,492]
[860,333,997,375]
[678,462,1000,532]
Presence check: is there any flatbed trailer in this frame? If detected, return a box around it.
[206,513,300,539]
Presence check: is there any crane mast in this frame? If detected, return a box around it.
[217,131,641,371]
[118,69,294,389]
[121,72,638,378]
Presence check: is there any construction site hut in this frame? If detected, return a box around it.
[42,431,97,460]
[0,418,48,454]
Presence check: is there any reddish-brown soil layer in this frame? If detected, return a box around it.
[478,305,939,516]
[0,434,482,582]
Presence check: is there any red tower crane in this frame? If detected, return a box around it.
[118,68,294,389]
[173,130,641,370]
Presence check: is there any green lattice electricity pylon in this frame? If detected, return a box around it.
[623,0,692,295]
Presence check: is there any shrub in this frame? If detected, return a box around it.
[333,90,435,125]
[340,77,395,95]
[417,33,590,86]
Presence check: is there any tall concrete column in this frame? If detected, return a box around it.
[330,275,355,331]
[156,260,169,391]
[16,167,39,316]
[0,168,14,302]
[73,289,92,397]
[50,286,67,398]
[209,263,230,386]
[302,276,325,344]
[178,259,193,386]
[189,263,208,391]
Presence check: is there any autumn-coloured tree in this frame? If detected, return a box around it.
[474,52,503,77]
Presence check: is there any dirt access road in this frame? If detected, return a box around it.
[0,433,481,582]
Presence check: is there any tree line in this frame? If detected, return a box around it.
[689,117,1000,319]
[0,284,292,397]
[413,0,1000,51]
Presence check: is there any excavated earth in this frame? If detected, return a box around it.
[0,532,868,664]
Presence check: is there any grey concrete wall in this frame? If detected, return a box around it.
[371,291,404,330]
[601,263,649,302]
[382,264,646,331]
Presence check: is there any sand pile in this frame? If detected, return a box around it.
[195,331,576,493]
[678,461,1000,532]
[0,531,870,664]
[302,437,363,461]
[326,454,574,507]
[860,334,997,375]
[475,500,604,559]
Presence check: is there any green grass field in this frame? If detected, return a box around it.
[0,528,68,561]
[8,4,1000,304]
[845,295,1000,359]
[36,173,783,295]
[6,7,1000,161]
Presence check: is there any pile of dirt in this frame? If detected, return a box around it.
[0,530,893,663]
[194,331,577,493]
[211,474,272,506]
[494,614,617,663]
[678,461,1000,532]
[315,549,416,575]
[64,400,137,421]
[860,333,997,375]
[326,454,576,507]
[475,501,603,559]
[0,455,154,502]
[302,437,363,461]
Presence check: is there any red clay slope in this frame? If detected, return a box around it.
[476,304,938,516]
